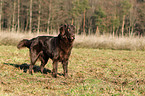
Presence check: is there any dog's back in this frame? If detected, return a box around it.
[17,36,53,49]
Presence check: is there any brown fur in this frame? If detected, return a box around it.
[17,24,75,78]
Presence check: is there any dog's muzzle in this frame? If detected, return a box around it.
[68,36,75,41]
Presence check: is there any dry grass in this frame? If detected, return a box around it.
[0,31,45,46]
[75,35,145,50]
[1,31,145,50]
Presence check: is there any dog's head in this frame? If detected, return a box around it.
[59,24,75,42]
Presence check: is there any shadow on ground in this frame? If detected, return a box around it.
[3,63,51,74]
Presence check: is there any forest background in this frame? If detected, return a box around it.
[0,0,144,37]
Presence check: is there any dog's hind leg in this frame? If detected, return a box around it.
[39,55,49,74]
[52,61,58,78]
[29,50,42,74]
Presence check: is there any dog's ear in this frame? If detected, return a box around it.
[59,26,65,35]
[60,24,67,35]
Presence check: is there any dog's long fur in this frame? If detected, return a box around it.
[17,24,75,78]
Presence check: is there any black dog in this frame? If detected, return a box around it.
[17,24,75,78]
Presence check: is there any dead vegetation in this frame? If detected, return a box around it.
[1,32,145,50]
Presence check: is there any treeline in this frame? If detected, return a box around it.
[0,0,144,36]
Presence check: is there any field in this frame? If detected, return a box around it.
[0,45,145,95]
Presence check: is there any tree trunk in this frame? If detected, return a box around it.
[121,15,125,37]
[131,26,134,36]
[129,26,131,37]
[76,23,80,35]
[12,1,16,32]
[17,0,20,33]
[96,26,99,35]
[116,26,119,37]
[47,0,51,34]
[88,19,92,35]
[0,0,2,31]
[83,9,86,35]
[88,27,91,35]
[71,18,74,25]
[25,13,29,32]
[37,0,41,34]
[113,25,115,37]
[29,0,32,34]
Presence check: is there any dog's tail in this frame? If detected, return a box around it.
[17,39,32,49]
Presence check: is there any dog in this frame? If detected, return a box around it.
[17,24,75,78]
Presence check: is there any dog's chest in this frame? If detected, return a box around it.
[58,50,70,61]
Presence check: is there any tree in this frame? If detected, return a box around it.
[91,8,106,35]
[128,0,137,36]
[119,0,131,36]
[12,0,16,32]
[0,0,2,31]
[106,0,120,36]
[111,17,120,36]
[17,0,20,33]
[0,0,144,36]
[81,0,89,35]
[29,0,32,33]
[37,0,41,34]
[135,1,145,35]
[72,0,90,35]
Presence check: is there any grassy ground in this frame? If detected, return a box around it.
[0,45,145,95]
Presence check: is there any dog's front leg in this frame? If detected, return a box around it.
[62,61,69,78]
[52,61,58,78]
[29,64,34,75]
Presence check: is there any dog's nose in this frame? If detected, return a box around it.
[72,36,75,40]
[71,35,75,40]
